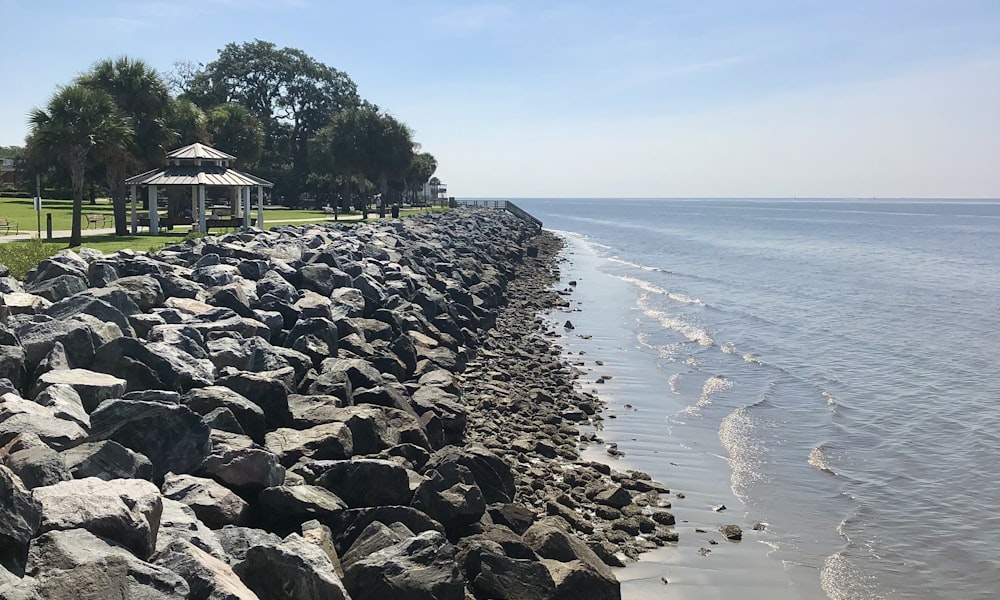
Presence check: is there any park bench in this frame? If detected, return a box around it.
[0,218,18,235]
[323,206,336,215]
[85,214,112,228]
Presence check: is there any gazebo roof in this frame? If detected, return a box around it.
[166,142,236,160]
[125,165,273,187]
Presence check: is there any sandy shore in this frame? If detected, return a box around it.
[540,231,817,599]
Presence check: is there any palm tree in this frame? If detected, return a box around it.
[78,57,174,235]
[28,85,132,247]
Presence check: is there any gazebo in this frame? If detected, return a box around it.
[124,142,273,235]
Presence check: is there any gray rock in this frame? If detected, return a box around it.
[300,520,344,578]
[339,521,411,571]
[154,540,260,600]
[265,423,353,467]
[342,530,464,600]
[314,459,412,508]
[594,485,632,509]
[0,466,41,574]
[30,383,88,429]
[24,273,88,303]
[720,524,743,540]
[0,292,50,317]
[45,295,135,339]
[256,486,348,533]
[155,498,227,559]
[425,445,515,504]
[162,473,248,529]
[31,477,162,560]
[0,345,26,391]
[233,533,350,600]
[25,528,188,600]
[14,318,95,370]
[319,358,384,390]
[523,518,619,600]
[88,399,211,481]
[92,337,215,393]
[215,526,282,565]
[0,408,88,452]
[7,445,71,489]
[465,547,555,600]
[411,461,486,532]
[61,440,153,481]
[30,368,126,413]
[183,386,266,443]
[106,275,164,311]
[200,431,285,492]
[217,369,294,429]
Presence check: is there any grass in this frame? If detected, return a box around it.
[0,202,451,281]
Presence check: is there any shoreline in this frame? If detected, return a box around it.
[541,229,822,599]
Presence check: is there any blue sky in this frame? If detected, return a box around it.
[2,0,998,197]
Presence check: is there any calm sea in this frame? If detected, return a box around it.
[512,198,1000,600]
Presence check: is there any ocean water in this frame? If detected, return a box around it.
[513,198,1000,600]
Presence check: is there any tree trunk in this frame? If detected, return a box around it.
[68,152,85,248]
[107,155,129,236]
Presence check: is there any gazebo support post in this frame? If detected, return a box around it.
[198,185,207,234]
[190,185,198,230]
[148,186,158,235]
[257,185,264,230]
[242,187,251,231]
[129,184,138,234]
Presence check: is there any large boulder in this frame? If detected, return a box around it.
[161,473,248,529]
[155,540,260,600]
[342,530,464,600]
[411,461,486,533]
[30,368,126,413]
[13,318,95,372]
[88,399,212,481]
[31,477,163,560]
[217,369,294,429]
[6,445,71,489]
[522,518,620,600]
[0,466,41,574]
[91,337,215,393]
[155,498,227,559]
[255,486,348,534]
[265,423,353,467]
[182,387,267,443]
[60,440,153,481]
[314,459,413,508]
[199,431,285,493]
[233,533,350,600]
[424,445,515,504]
[25,528,188,600]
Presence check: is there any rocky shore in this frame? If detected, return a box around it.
[0,208,676,600]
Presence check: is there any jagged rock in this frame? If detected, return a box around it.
[30,383,88,429]
[216,527,282,565]
[88,399,211,481]
[464,546,555,600]
[0,401,88,452]
[523,518,619,600]
[265,423,353,467]
[488,503,537,536]
[31,477,162,560]
[411,385,467,445]
[200,431,285,492]
[314,459,412,508]
[217,369,294,429]
[233,533,350,600]
[319,358,384,390]
[25,528,189,599]
[45,295,135,338]
[720,524,743,540]
[594,485,632,509]
[182,386,266,443]
[106,275,165,311]
[342,530,464,600]
[1,292,51,317]
[162,473,248,529]
[255,485,348,533]
[300,520,344,578]
[326,506,445,556]
[286,394,348,427]
[91,337,214,393]
[411,461,486,532]
[0,345,26,390]
[7,445,71,489]
[61,440,153,481]
[156,498,227,559]
[0,466,41,574]
[14,318,94,370]
[425,445,515,505]
[155,540,259,600]
[339,521,412,570]
[30,368,126,413]
[24,273,88,303]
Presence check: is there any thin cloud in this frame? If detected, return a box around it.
[622,54,752,86]
[430,4,514,34]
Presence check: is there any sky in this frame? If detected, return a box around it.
[1,0,998,198]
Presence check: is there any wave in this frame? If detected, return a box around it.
[607,256,670,273]
[667,373,681,394]
[637,295,714,346]
[618,274,705,306]
[681,375,732,415]
[820,552,886,600]
[809,444,838,475]
[718,404,768,498]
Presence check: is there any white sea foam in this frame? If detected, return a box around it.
[608,256,663,272]
[681,375,732,415]
[667,373,681,394]
[808,445,837,475]
[637,295,714,346]
[618,275,705,306]
[820,553,886,600]
[718,404,767,498]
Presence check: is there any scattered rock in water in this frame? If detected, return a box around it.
[713,504,727,512]
[563,320,575,330]
[720,524,743,540]
[698,547,712,556]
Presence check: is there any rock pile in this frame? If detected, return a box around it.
[0,208,676,600]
